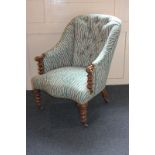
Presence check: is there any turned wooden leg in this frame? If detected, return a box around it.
[33,89,41,110]
[101,88,109,103]
[77,103,88,127]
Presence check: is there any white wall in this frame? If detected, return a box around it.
[26,0,129,90]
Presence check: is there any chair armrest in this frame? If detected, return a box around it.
[35,54,45,75]
[86,64,95,94]
[86,24,121,94]
[35,22,74,74]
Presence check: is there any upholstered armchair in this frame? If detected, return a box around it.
[32,14,121,127]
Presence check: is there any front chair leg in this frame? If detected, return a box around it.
[77,103,88,127]
[101,88,109,103]
[33,89,41,110]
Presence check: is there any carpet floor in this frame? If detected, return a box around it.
[26,85,129,155]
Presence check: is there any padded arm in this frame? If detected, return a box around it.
[86,24,121,94]
[35,23,74,74]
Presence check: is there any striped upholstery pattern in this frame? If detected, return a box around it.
[32,14,121,103]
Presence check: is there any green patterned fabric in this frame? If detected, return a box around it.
[32,14,121,103]
[73,15,110,66]
[43,23,74,73]
[33,67,93,103]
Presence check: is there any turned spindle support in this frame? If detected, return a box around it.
[33,54,45,110]
[86,64,94,94]
[35,54,45,75]
[77,103,88,127]
[101,88,109,103]
[33,89,41,110]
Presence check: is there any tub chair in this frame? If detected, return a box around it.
[32,14,121,127]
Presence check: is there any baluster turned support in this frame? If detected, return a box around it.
[35,54,45,75]
[33,89,41,110]
[77,103,88,127]
[101,88,109,103]
[86,64,94,94]
[33,54,45,110]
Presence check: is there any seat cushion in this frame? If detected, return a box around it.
[32,67,93,103]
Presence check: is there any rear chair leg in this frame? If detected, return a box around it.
[33,89,41,110]
[101,88,109,103]
[77,103,88,127]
